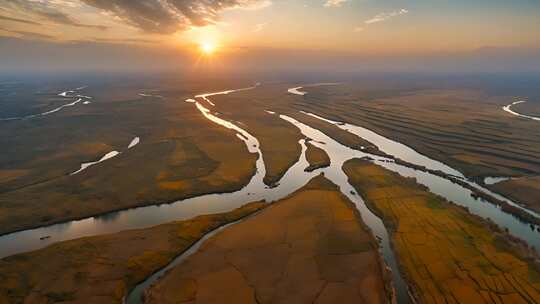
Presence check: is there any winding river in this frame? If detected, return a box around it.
[70,151,121,175]
[1,84,540,304]
[128,137,140,149]
[484,176,512,185]
[0,87,316,259]
[302,111,540,220]
[287,82,341,96]
[503,100,540,121]
[0,87,91,121]
[70,136,141,175]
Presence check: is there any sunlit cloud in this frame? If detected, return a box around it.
[231,0,273,10]
[0,27,54,40]
[324,0,348,8]
[0,0,271,35]
[0,14,41,25]
[0,0,107,30]
[353,26,364,32]
[90,37,158,44]
[79,0,272,34]
[46,0,83,9]
[365,9,408,24]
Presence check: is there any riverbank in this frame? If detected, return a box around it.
[344,159,540,303]
[143,174,394,304]
[0,202,266,304]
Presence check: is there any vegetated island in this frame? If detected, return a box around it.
[304,140,331,172]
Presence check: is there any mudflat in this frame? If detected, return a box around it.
[0,202,265,304]
[144,175,392,304]
[344,159,540,303]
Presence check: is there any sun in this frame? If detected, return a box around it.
[199,42,216,55]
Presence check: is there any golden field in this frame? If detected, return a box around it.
[144,175,392,304]
[344,159,540,304]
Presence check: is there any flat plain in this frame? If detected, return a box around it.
[1,78,540,304]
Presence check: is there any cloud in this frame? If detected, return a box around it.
[365,9,408,24]
[0,14,41,25]
[353,26,364,32]
[252,22,267,33]
[37,9,108,30]
[233,0,273,10]
[0,0,107,30]
[79,0,272,34]
[0,27,54,40]
[90,37,158,44]
[324,0,348,8]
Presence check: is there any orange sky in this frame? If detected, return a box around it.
[1,0,539,55]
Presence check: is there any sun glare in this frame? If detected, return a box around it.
[200,42,216,55]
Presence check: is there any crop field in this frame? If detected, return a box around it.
[344,159,540,304]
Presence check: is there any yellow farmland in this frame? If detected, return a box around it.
[344,159,540,304]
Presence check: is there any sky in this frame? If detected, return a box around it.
[1,0,539,73]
